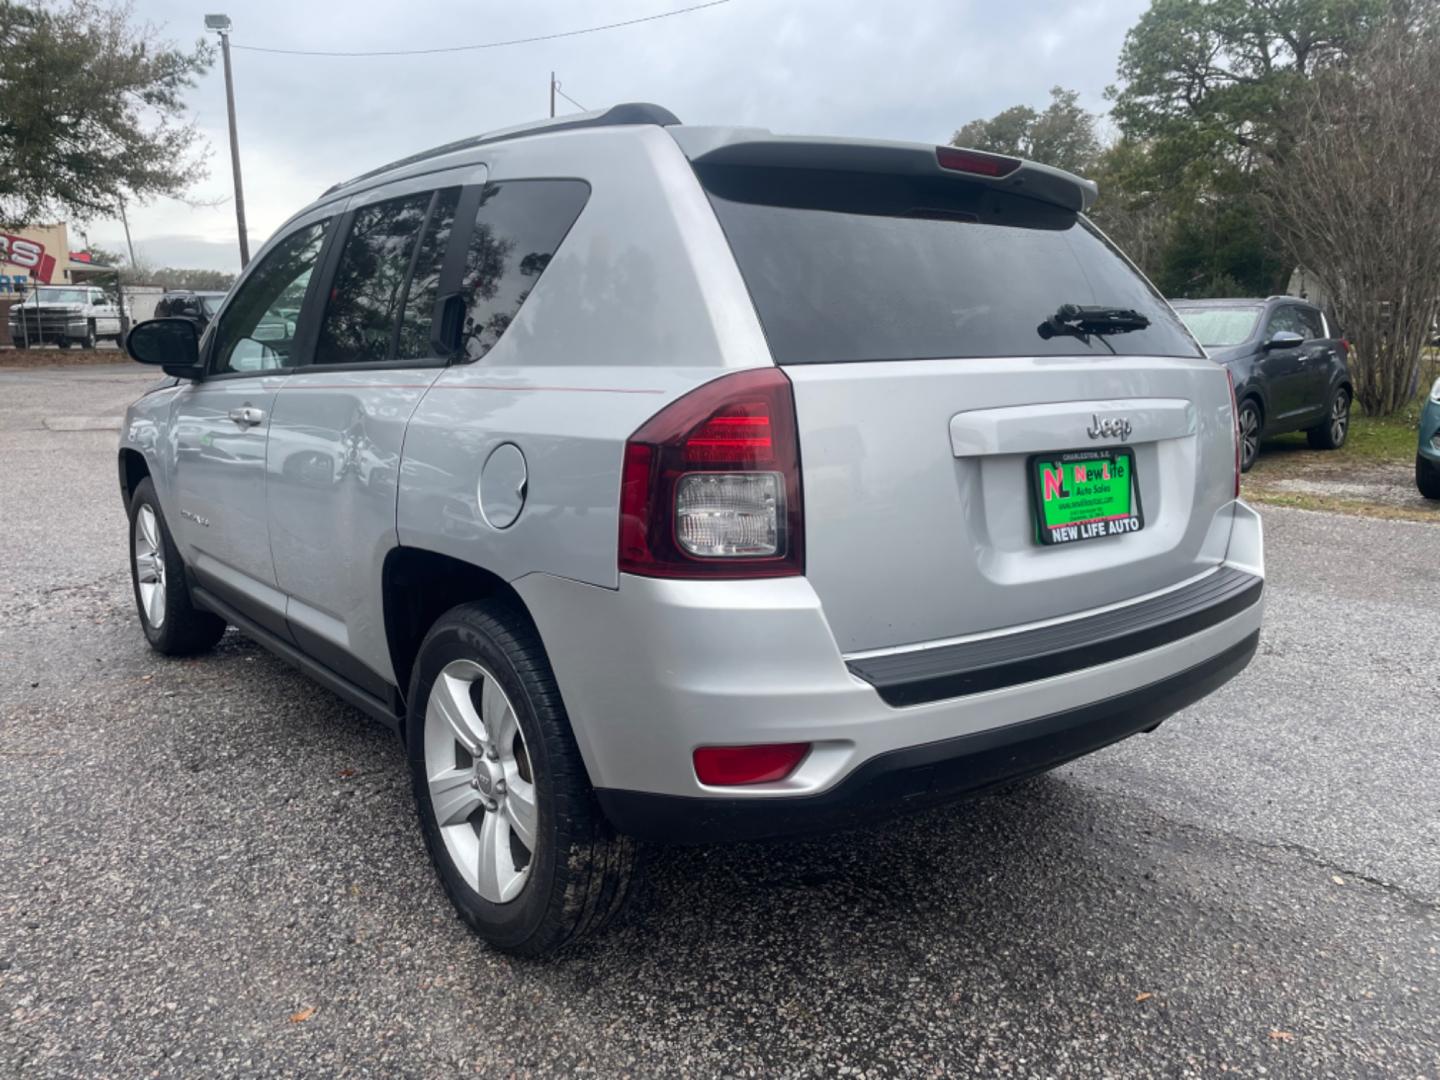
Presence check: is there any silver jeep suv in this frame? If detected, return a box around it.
[119,104,1264,955]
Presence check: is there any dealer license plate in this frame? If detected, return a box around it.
[1029,448,1144,546]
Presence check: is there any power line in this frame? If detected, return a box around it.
[230,0,733,57]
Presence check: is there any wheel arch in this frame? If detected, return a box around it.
[381,547,537,717]
[118,447,150,509]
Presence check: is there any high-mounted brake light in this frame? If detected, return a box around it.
[694,743,811,786]
[619,368,804,578]
[936,146,1022,178]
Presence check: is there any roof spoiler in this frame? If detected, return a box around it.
[671,129,1098,213]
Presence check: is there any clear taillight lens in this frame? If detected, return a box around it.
[676,472,783,557]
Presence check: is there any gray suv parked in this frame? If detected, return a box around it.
[119,105,1265,954]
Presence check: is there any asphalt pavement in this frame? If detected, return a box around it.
[2,363,1438,1078]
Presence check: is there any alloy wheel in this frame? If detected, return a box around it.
[423,659,538,903]
[133,505,167,629]
[1330,391,1349,445]
[1240,404,1260,470]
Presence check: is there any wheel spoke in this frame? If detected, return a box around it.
[479,674,510,745]
[429,767,483,827]
[135,552,160,583]
[477,807,522,902]
[504,777,538,852]
[429,670,486,754]
[138,507,160,551]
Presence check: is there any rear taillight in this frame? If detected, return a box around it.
[693,743,811,786]
[1225,367,1241,498]
[618,368,804,578]
[936,146,1021,178]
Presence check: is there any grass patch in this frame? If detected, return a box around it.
[1242,487,1440,523]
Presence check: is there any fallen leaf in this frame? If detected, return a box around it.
[1269,1030,1294,1042]
[1135,992,1153,1003]
[1332,875,1346,886]
[289,1006,316,1024]
[338,768,357,779]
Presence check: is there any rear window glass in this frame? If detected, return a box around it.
[700,166,1200,364]
[1176,306,1262,348]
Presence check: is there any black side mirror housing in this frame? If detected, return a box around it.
[126,317,205,379]
[1263,330,1305,350]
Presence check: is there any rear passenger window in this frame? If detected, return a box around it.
[396,189,460,359]
[315,188,458,366]
[457,180,589,361]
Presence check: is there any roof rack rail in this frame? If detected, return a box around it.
[321,102,681,196]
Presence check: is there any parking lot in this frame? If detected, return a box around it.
[2,362,1438,1077]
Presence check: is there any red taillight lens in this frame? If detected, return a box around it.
[619,368,804,578]
[1225,367,1241,498]
[693,743,810,786]
[936,145,1022,178]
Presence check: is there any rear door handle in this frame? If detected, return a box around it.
[228,406,266,428]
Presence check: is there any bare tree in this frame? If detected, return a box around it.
[1260,23,1440,415]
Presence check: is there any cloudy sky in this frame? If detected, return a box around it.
[85,0,1149,270]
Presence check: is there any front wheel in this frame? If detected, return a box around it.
[406,600,638,956]
[1307,386,1350,450]
[128,477,228,655]
[1238,398,1262,472]
[80,320,97,350]
[1418,454,1440,500]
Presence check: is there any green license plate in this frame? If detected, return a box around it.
[1029,448,1144,546]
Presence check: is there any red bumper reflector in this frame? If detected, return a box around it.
[693,743,811,786]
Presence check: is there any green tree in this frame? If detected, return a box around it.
[951,86,1101,175]
[0,0,212,228]
[1104,0,1389,296]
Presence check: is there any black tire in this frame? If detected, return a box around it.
[81,320,97,350]
[1238,398,1262,473]
[54,337,70,350]
[406,600,638,956]
[127,477,228,655]
[1306,385,1350,450]
[1418,454,1440,500]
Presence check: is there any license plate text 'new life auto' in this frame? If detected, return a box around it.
[1029,448,1144,546]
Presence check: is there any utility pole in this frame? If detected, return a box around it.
[116,198,137,268]
[207,14,250,267]
[550,71,556,118]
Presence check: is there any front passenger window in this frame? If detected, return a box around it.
[211,220,328,375]
[1265,307,1302,341]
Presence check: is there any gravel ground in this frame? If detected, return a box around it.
[2,364,1439,1078]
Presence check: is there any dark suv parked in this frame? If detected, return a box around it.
[153,290,226,328]
[1172,297,1352,471]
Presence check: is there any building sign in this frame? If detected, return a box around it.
[0,233,57,284]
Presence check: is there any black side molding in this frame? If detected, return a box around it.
[192,586,403,733]
[847,567,1263,707]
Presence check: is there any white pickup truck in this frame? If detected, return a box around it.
[8,285,125,349]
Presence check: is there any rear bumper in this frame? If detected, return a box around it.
[515,500,1264,837]
[598,630,1258,843]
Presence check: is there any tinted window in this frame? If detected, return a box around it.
[1265,306,1303,340]
[212,221,328,374]
[315,192,434,365]
[1175,305,1262,347]
[457,180,590,361]
[397,188,460,359]
[701,166,1200,363]
[1294,306,1325,340]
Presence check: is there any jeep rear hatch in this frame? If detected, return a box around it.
[679,136,1237,655]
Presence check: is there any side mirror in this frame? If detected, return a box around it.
[126,318,204,379]
[1263,330,1304,350]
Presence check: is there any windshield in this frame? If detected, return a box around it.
[699,165,1201,363]
[200,295,223,316]
[1174,306,1262,348]
[28,288,90,304]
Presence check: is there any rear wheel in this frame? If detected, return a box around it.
[1307,386,1350,450]
[1418,454,1440,500]
[54,337,70,350]
[1238,398,1262,472]
[128,478,228,655]
[406,600,637,956]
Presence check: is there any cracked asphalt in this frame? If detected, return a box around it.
[2,363,1439,1078]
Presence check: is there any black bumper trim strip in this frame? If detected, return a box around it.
[846,567,1262,707]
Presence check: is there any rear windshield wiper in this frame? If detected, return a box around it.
[1037,304,1151,345]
